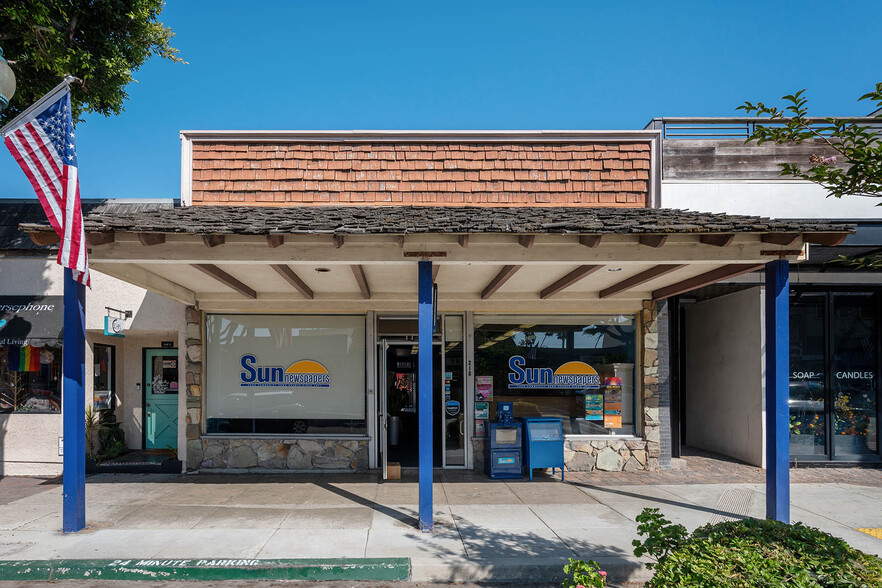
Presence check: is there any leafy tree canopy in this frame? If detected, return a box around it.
[1,0,182,125]
[738,82,882,199]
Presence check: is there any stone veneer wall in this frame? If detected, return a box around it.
[475,300,656,474]
[182,306,370,472]
[184,305,203,470]
[198,438,369,471]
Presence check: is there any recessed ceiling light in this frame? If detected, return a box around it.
[608,267,623,272]
[315,267,331,273]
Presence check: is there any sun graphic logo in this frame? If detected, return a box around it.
[507,355,600,389]
[239,355,331,387]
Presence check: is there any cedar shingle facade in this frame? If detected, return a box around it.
[190,142,651,207]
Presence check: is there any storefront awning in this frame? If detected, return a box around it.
[22,205,852,313]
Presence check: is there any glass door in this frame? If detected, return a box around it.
[442,316,466,467]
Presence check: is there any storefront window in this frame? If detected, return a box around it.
[789,293,827,456]
[789,289,881,461]
[205,314,367,435]
[474,315,637,436]
[93,344,115,411]
[0,297,63,413]
[831,293,878,456]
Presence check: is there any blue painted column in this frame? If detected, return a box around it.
[62,268,86,533]
[417,261,434,531]
[765,260,790,523]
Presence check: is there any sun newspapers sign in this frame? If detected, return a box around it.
[240,355,331,387]
[507,355,601,390]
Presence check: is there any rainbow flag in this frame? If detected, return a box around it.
[8,345,41,372]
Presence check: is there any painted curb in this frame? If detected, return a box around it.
[0,558,410,582]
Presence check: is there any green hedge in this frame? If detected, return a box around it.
[633,508,882,587]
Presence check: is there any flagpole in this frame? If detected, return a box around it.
[62,267,86,533]
[0,76,74,136]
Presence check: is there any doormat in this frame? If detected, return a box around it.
[856,528,882,539]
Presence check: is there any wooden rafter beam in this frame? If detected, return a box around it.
[397,236,405,249]
[138,233,165,247]
[699,234,734,247]
[203,235,225,248]
[761,233,799,246]
[333,235,345,249]
[600,264,685,299]
[539,265,603,299]
[270,264,314,299]
[518,235,535,248]
[652,264,765,300]
[351,264,371,299]
[639,235,667,248]
[86,232,114,246]
[192,264,257,299]
[481,265,522,299]
[28,231,59,246]
[458,235,469,247]
[579,235,602,248]
[432,264,440,282]
[802,232,848,246]
[266,234,284,248]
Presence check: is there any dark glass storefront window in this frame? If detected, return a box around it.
[790,293,827,456]
[93,344,115,410]
[790,289,881,461]
[831,294,878,457]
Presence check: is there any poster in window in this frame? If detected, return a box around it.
[475,419,487,436]
[603,377,622,429]
[475,401,489,419]
[476,376,493,401]
[585,393,603,421]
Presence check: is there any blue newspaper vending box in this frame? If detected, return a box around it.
[522,417,564,481]
[484,421,523,479]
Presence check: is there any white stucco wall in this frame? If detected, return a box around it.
[1,257,185,476]
[684,288,765,467]
[662,181,881,219]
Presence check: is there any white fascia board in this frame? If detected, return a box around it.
[180,131,193,206]
[178,129,661,143]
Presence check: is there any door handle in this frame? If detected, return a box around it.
[146,403,151,407]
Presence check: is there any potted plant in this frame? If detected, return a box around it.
[161,445,182,473]
[85,405,99,474]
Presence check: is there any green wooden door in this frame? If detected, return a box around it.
[145,349,179,450]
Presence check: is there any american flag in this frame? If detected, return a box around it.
[3,87,90,286]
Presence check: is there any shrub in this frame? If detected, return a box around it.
[632,508,882,587]
[562,558,607,587]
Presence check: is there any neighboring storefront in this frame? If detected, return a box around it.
[18,131,849,478]
[0,200,186,476]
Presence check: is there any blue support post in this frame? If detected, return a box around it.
[417,261,434,532]
[765,260,790,523]
[62,268,86,533]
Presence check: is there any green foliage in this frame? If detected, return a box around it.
[0,0,182,124]
[84,404,98,459]
[562,557,606,588]
[632,507,882,587]
[738,82,882,199]
[100,439,126,460]
[631,508,688,570]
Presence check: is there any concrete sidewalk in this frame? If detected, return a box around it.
[1,467,881,584]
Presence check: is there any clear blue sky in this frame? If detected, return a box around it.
[2,0,881,200]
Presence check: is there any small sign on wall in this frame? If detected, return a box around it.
[161,341,175,349]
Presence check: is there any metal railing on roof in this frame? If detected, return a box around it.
[645,117,882,140]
